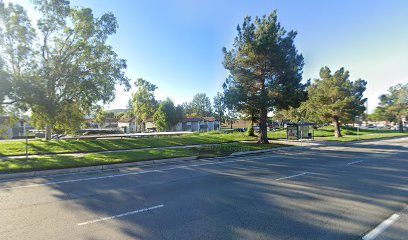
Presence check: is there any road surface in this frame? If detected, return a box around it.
[0,138,406,239]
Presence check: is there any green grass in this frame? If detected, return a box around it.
[319,132,408,142]
[0,132,255,157]
[268,125,407,141]
[0,142,283,174]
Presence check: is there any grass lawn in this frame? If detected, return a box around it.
[0,132,256,157]
[269,125,408,141]
[318,132,408,142]
[0,142,283,174]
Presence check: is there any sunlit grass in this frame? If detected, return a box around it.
[0,132,256,157]
[0,142,284,173]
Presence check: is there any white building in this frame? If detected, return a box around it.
[117,117,137,133]
[0,116,33,139]
[127,117,220,133]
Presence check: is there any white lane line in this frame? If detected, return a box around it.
[275,172,309,181]
[0,158,250,190]
[347,160,364,166]
[362,213,400,240]
[77,204,164,226]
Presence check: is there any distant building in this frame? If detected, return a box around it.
[145,117,220,132]
[0,116,33,139]
[84,117,118,129]
[118,117,137,133]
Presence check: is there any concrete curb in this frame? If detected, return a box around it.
[0,156,198,181]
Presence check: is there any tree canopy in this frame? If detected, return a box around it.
[0,1,130,138]
[213,92,226,123]
[153,98,183,132]
[375,83,408,132]
[131,78,158,129]
[223,10,306,143]
[187,93,213,117]
[305,67,367,137]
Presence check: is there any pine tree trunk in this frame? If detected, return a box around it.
[399,119,404,133]
[45,125,52,140]
[258,108,269,143]
[333,117,342,138]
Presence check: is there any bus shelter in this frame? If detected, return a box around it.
[286,121,316,140]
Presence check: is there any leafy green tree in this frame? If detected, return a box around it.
[115,112,126,119]
[223,73,261,134]
[376,83,408,132]
[189,93,213,117]
[0,1,130,139]
[132,78,158,131]
[223,10,306,143]
[181,102,193,116]
[95,109,115,128]
[125,99,135,118]
[273,106,305,123]
[305,67,367,137]
[213,92,226,123]
[153,98,182,132]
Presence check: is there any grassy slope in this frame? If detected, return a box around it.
[0,142,283,173]
[0,132,255,157]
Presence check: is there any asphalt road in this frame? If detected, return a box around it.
[0,138,406,240]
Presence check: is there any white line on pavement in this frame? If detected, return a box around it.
[275,172,309,181]
[362,213,400,240]
[0,158,251,190]
[347,160,364,166]
[77,204,165,226]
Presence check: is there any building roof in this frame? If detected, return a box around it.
[203,117,216,122]
[118,117,135,123]
[183,117,218,122]
[183,117,203,122]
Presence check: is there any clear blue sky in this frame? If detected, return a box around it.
[9,0,408,112]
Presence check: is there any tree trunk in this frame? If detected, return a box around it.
[399,119,404,133]
[333,117,342,138]
[258,108,269,143]
[45,125,52,140]
[230,121,233,129]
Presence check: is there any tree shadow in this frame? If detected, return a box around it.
[0,141,407,239]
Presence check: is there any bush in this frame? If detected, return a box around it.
[247,126,255,136]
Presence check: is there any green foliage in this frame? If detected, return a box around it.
[225,109,239,129]
[305,67,367,137]
[0,132,255,157]
[0,142,283,174]
[94,109,115,127]
[375,83,408,132]
[132,78,158,125]
[153,98,183,132]
[273,106,309,123]
[188,93,213,117]
[247,125,255,136]
[213,92,226,122]
[223,10,306,143]
[0,1,130,138]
